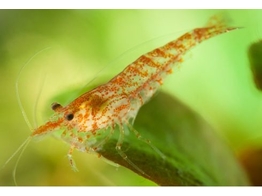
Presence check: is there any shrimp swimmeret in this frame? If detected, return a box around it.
[13,15,239,179]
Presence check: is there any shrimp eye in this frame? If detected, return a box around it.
[51,102,62,111]
[65,113,74,121]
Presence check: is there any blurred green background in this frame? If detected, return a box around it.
[1,10,262,185]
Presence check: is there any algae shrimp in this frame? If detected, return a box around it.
[6,14,239,183]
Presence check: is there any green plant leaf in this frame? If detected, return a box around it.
[96,92,250,185]
[248,40,262,90]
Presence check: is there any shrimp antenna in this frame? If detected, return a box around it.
[12,137,32,185]
[33,73,47,128]
[1,137,32,185]
[16,47,51,131]
[7,47,51,185]
[2,137,31,169]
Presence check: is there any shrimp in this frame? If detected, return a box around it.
[9,14,240,181]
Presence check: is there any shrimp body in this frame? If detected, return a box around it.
[31,15,238,172]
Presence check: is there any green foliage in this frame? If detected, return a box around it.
[248,40,262,90]
[98,92,250,185]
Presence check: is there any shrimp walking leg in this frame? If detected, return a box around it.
[126,122,166,160]
[116,124,149,177]
[67,145,78,172]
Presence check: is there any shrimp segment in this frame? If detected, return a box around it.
[31,15,239,175]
